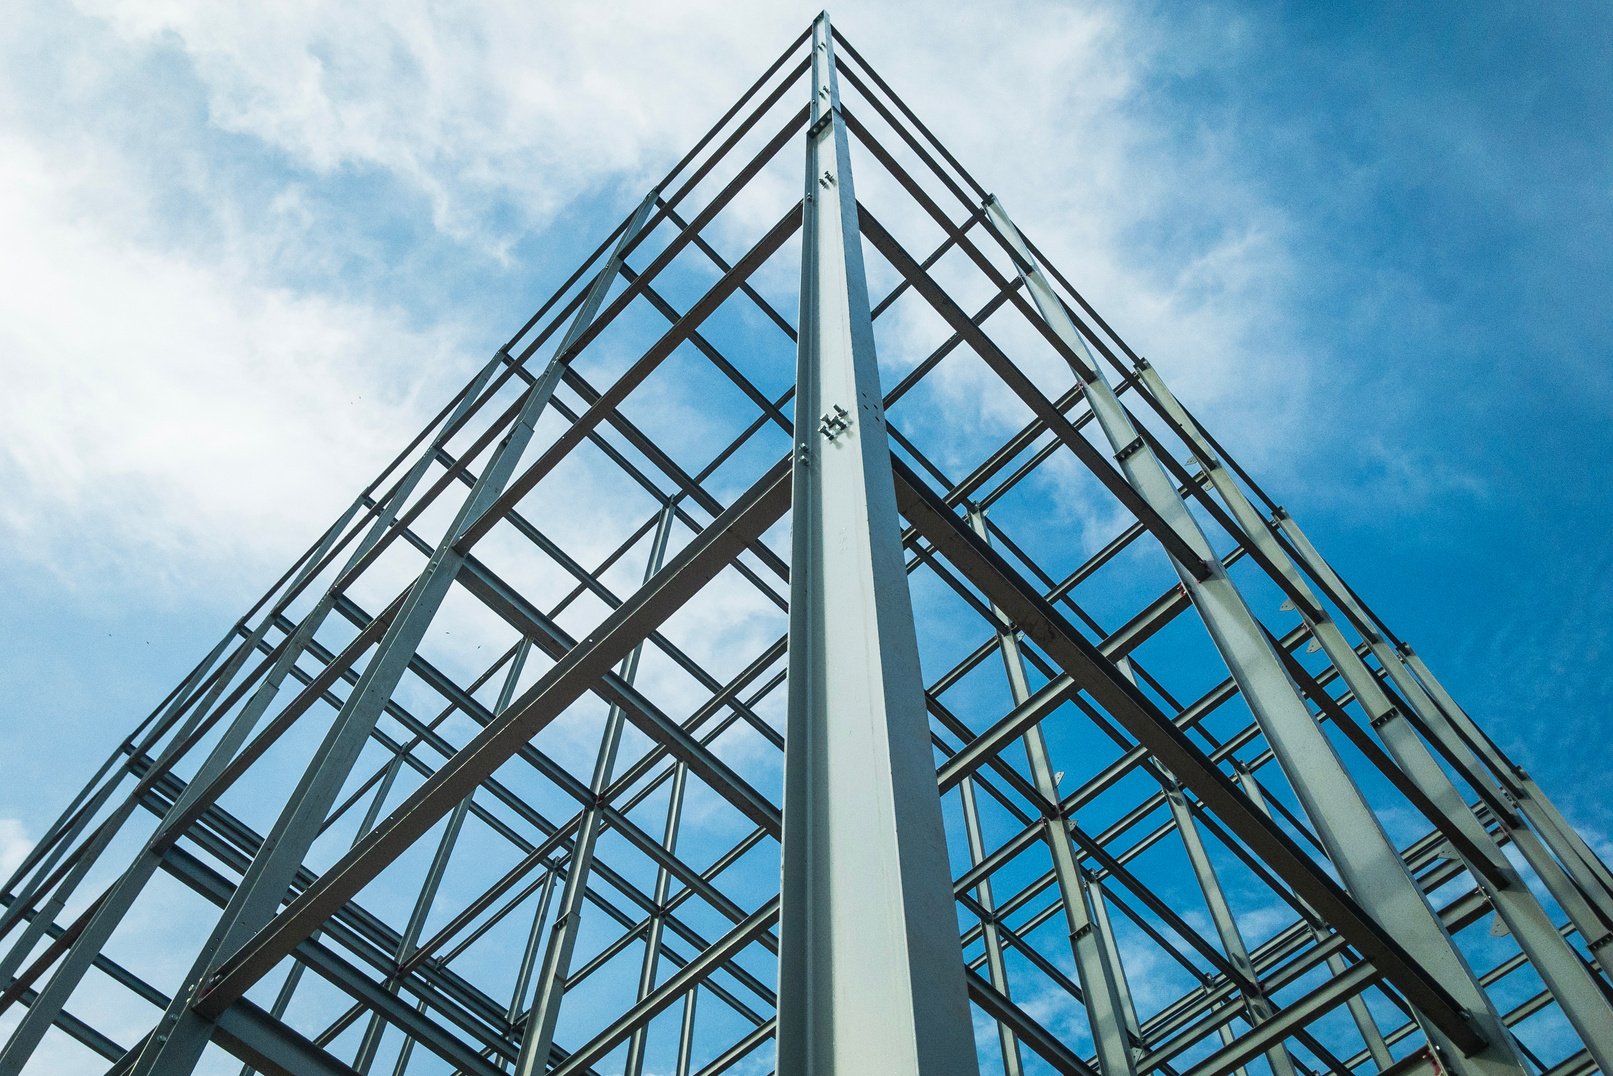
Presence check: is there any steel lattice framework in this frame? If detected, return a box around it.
[3,15,1610,1076]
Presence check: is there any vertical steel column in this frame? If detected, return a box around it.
[506,869,560,1045]
[776,14,978,1074]
[512,503,675,1076]
[1233,761,1395,1071]
[1138,359,1613,1065]
[122,190,660,1076]
[983,196,1524,1076]
[673,988,698,1076]
[1114,654,1289,1076]
[959,774,1025,1076]
[623,761,689,1076]
[969,507,1137,1076]
[351,640,535,1072]
[1161,777,1300,1076]
[238,694,422,1076]
[386,1002,427,1076]
[0,350,512,1074]
[1085,874,1144,1054]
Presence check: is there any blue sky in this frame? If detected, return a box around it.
[0,0,1608,1061]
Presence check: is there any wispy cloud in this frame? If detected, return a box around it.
[0,819,31,880]
[0,129,464,593]
[1,1,1607,1066]
[0,0,1322,607]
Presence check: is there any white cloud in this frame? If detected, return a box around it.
[0,0,1330,628]
[0,4,1460,1064]
[0,0,1325,606]
[71,0,811,252]
[0,819,31,881]
[0,128,465,596]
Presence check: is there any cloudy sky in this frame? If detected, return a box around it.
[0,0,1608,995]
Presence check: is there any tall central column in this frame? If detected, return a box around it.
[776,14,979,1075]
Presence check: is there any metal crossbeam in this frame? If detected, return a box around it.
[3,14,1607,1076]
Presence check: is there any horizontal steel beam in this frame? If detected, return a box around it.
[212,1001,362,1076]
[889,457,1485,1054]
[192,457,792,1020]
[550,899,781,1076]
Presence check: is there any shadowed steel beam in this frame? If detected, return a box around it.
[0,348,513,1075]
[8,19,1611,1075]
[0,616,244,951]
[1281,512,1613,951]
[125,190,662,1075]
[1161,774,1300,1076]
[775,14,978,1074]
[551,899,781,1076]
[1234,760,1398,1070]
[0,367,494,924]
[237,645,504,1076]
[191,456,792,1019]
[1086,873,1144,1050]
[133,828,511,1076]
[889,455,1484,1054]
[350,638,537,1073]
[964,972,1095,1076]
[978,194,1522,1076]
[622,755,690,1076]
[212,999,360,1076]
[967,506,1137,1076]
[1137,358,1613,1068]
[455,554,780,834]
[513,504,676,1074]
[959,774,1024,1076]
[1179,962,1381,1076]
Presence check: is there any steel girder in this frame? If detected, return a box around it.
[2,13,1608,1076]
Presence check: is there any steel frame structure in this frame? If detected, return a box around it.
[3,14,1610,1076]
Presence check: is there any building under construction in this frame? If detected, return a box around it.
[2,13,1609,1076]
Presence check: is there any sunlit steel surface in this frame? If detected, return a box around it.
[2,14,1610,1076]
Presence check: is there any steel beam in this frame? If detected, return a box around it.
[976,195,1523,1076]
[1235,760,1397,1070]
[121,188,665,1076]
[890,456,1484,1053]
[211,1000,361,1076]
[0,347,517,1074]
[622,757,690,1076]
[191,456,791,1020]
[513,505,675,1074]
[1161,774,1300,1076]
[6,21,1609,1075]
[967,507,1138,1076]
[775,14,978,1075]
[1281,513,1613,951]
[959,774,1024,1076]
[1138,357,1613,1067]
